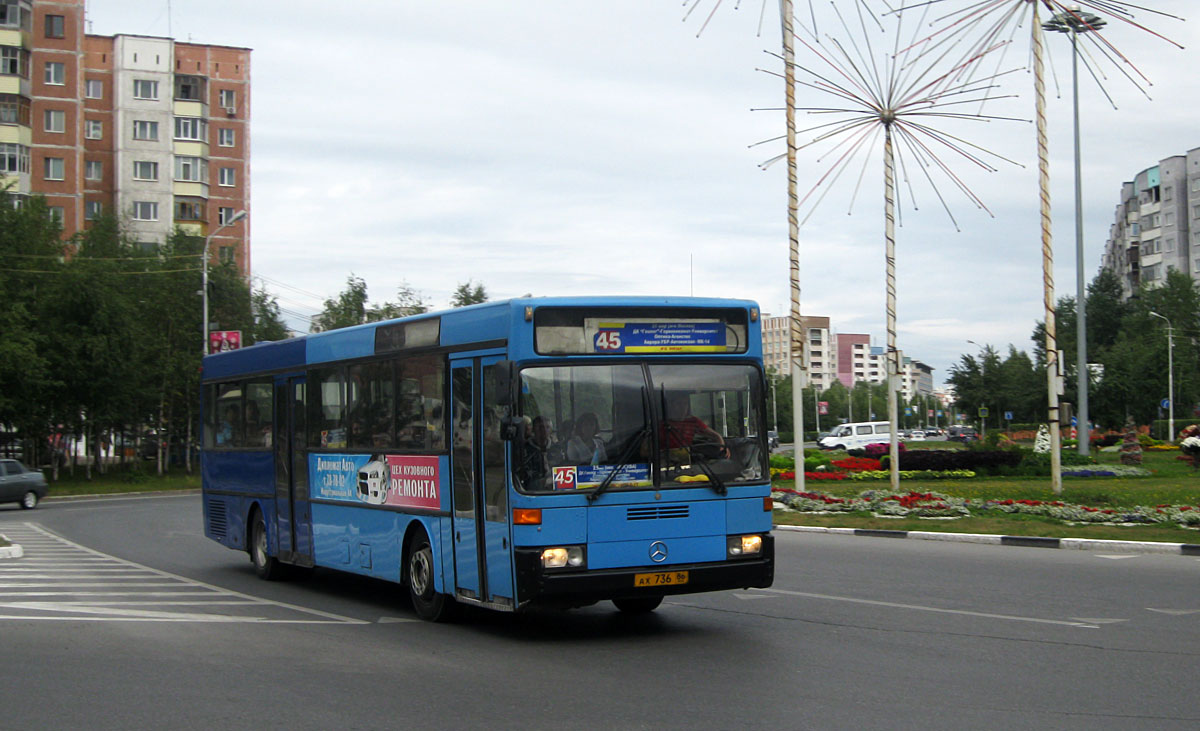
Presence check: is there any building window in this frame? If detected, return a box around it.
[174,155,207,183]
[133,79,158,100]
[48,205,63,223]
[85,79,102,99]
[218,166,235,186]
[85,201,102,220]
[44,61,65,85]
[84,160,102,180]
[174,116,207,141]
[132,120,158,140]
[175,75,204,101]
[1166,212,1175,227]
[85,119,102,139]
[43,108,64,133]
[43,156,64,180]
[218,89,236,110]
[174,198,203,221]
[1166,238,1175,253]
[132,160,158,180]
[1164,185,1173,202]
[1,0,32,30]
[1193,178,1200,193]
[218,206,237,225]
[0,142,29,174]
[1,47,29,78]
[0,93,30,125]
[219,246,234,264]
[218,128,235,147]
[44,13,63,38]
[132,201,158,221]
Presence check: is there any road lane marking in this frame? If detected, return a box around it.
[1147,608,1200,616]
[0,523,370,625]
[754,588,1102,629]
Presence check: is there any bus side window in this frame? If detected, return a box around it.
[309,367,347,449]
[245,380,273,448]
[215,383,243,447]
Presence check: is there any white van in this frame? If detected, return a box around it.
[818,422,891,451]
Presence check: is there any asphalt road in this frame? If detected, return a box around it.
[1,495,1198,730]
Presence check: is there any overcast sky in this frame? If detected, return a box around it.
[88,1,1199,385]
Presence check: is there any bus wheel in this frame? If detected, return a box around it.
[406,531,454,622]
[613,596,663,613]
[249,510,282,581]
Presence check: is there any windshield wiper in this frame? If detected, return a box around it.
[586,426,651,503]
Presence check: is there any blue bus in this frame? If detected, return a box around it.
[201,297,774,620]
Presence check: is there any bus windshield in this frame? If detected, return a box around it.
[515,363,765,493]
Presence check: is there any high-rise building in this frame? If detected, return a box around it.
[1101,148,1200,299]
[760,314,836,390]
[2,0,251,271]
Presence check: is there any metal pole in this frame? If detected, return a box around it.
[1168,322,1174,441]
[781,0,805,491]
[884,123,900,492]
[1032,6,1063,494]
[1072,27,1089,456]
[201,237,210,357]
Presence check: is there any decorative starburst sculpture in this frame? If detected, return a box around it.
[776,2,1017,489]
[882,0,1184,493]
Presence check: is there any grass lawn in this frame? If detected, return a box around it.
[44,465,200,497]
[773,446,1200,543]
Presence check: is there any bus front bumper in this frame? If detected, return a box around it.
[513,535,774,608]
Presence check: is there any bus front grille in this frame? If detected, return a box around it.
[208,500,228,538]
[626,505,689,521]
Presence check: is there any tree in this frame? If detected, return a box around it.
[371,280,430,320]
[252,287,290,342]
[313,275,370,331]
[450,280,488,307]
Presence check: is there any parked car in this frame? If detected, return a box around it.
[0,458,49,509]
[924,427,943,437]
[946,426,979,443]
[767,430,780,449]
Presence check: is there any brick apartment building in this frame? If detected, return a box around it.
[1,0,250,271]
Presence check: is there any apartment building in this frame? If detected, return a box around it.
[760,314,837,390]
[1101,149,1200,299]
[1,0,251,271]
[761,315,933,398]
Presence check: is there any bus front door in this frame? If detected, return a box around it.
[449,355,513,607]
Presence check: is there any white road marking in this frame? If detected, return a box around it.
[1096,555,1140,560]
[0,523,370,625]
[754,588,1102,629]
[1069,618,1129,624]
[1147,608,1200,616]
[731,593,776,601]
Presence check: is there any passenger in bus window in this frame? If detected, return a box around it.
[567,412,608,464]
[245,401,266,447]
[518,415,551,487]
[661,392,728,457]
[216,405,239,446]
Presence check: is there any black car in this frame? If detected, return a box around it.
[946,426,979,443]
[767,430,780,449]
[0,458,49,509]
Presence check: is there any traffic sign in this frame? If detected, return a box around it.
[1070,417,1077,427]
[978,407,989,418]
[1004,411,1013,421]
[1161,398,1171,410]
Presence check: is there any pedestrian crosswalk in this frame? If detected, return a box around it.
[0,523,368,624]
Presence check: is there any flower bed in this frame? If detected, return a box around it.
[771,488,1200,527]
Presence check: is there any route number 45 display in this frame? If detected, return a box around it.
[595,331,622,351]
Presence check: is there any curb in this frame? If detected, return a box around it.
[44,488,202,502]
[776,524,1200,556]
[0,536,23,560]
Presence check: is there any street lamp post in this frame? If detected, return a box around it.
[1150,311,1174,441]
[201,210,247,357]
[1043,6,1106,456]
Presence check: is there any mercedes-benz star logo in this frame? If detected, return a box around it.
[649,541,668,563]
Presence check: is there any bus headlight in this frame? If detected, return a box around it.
[541,546,586,569]
[727,535,763,558]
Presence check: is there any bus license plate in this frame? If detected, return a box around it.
[634,571,689,587]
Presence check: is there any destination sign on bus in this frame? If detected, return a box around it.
[592,321,726,354]
[552,463,652,490]
[311,453,441,510]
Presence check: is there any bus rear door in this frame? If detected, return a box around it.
[274,375,313,565]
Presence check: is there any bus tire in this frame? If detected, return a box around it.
[613,596,663,613]
[249,509,283,581]
[406,530,454,622]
